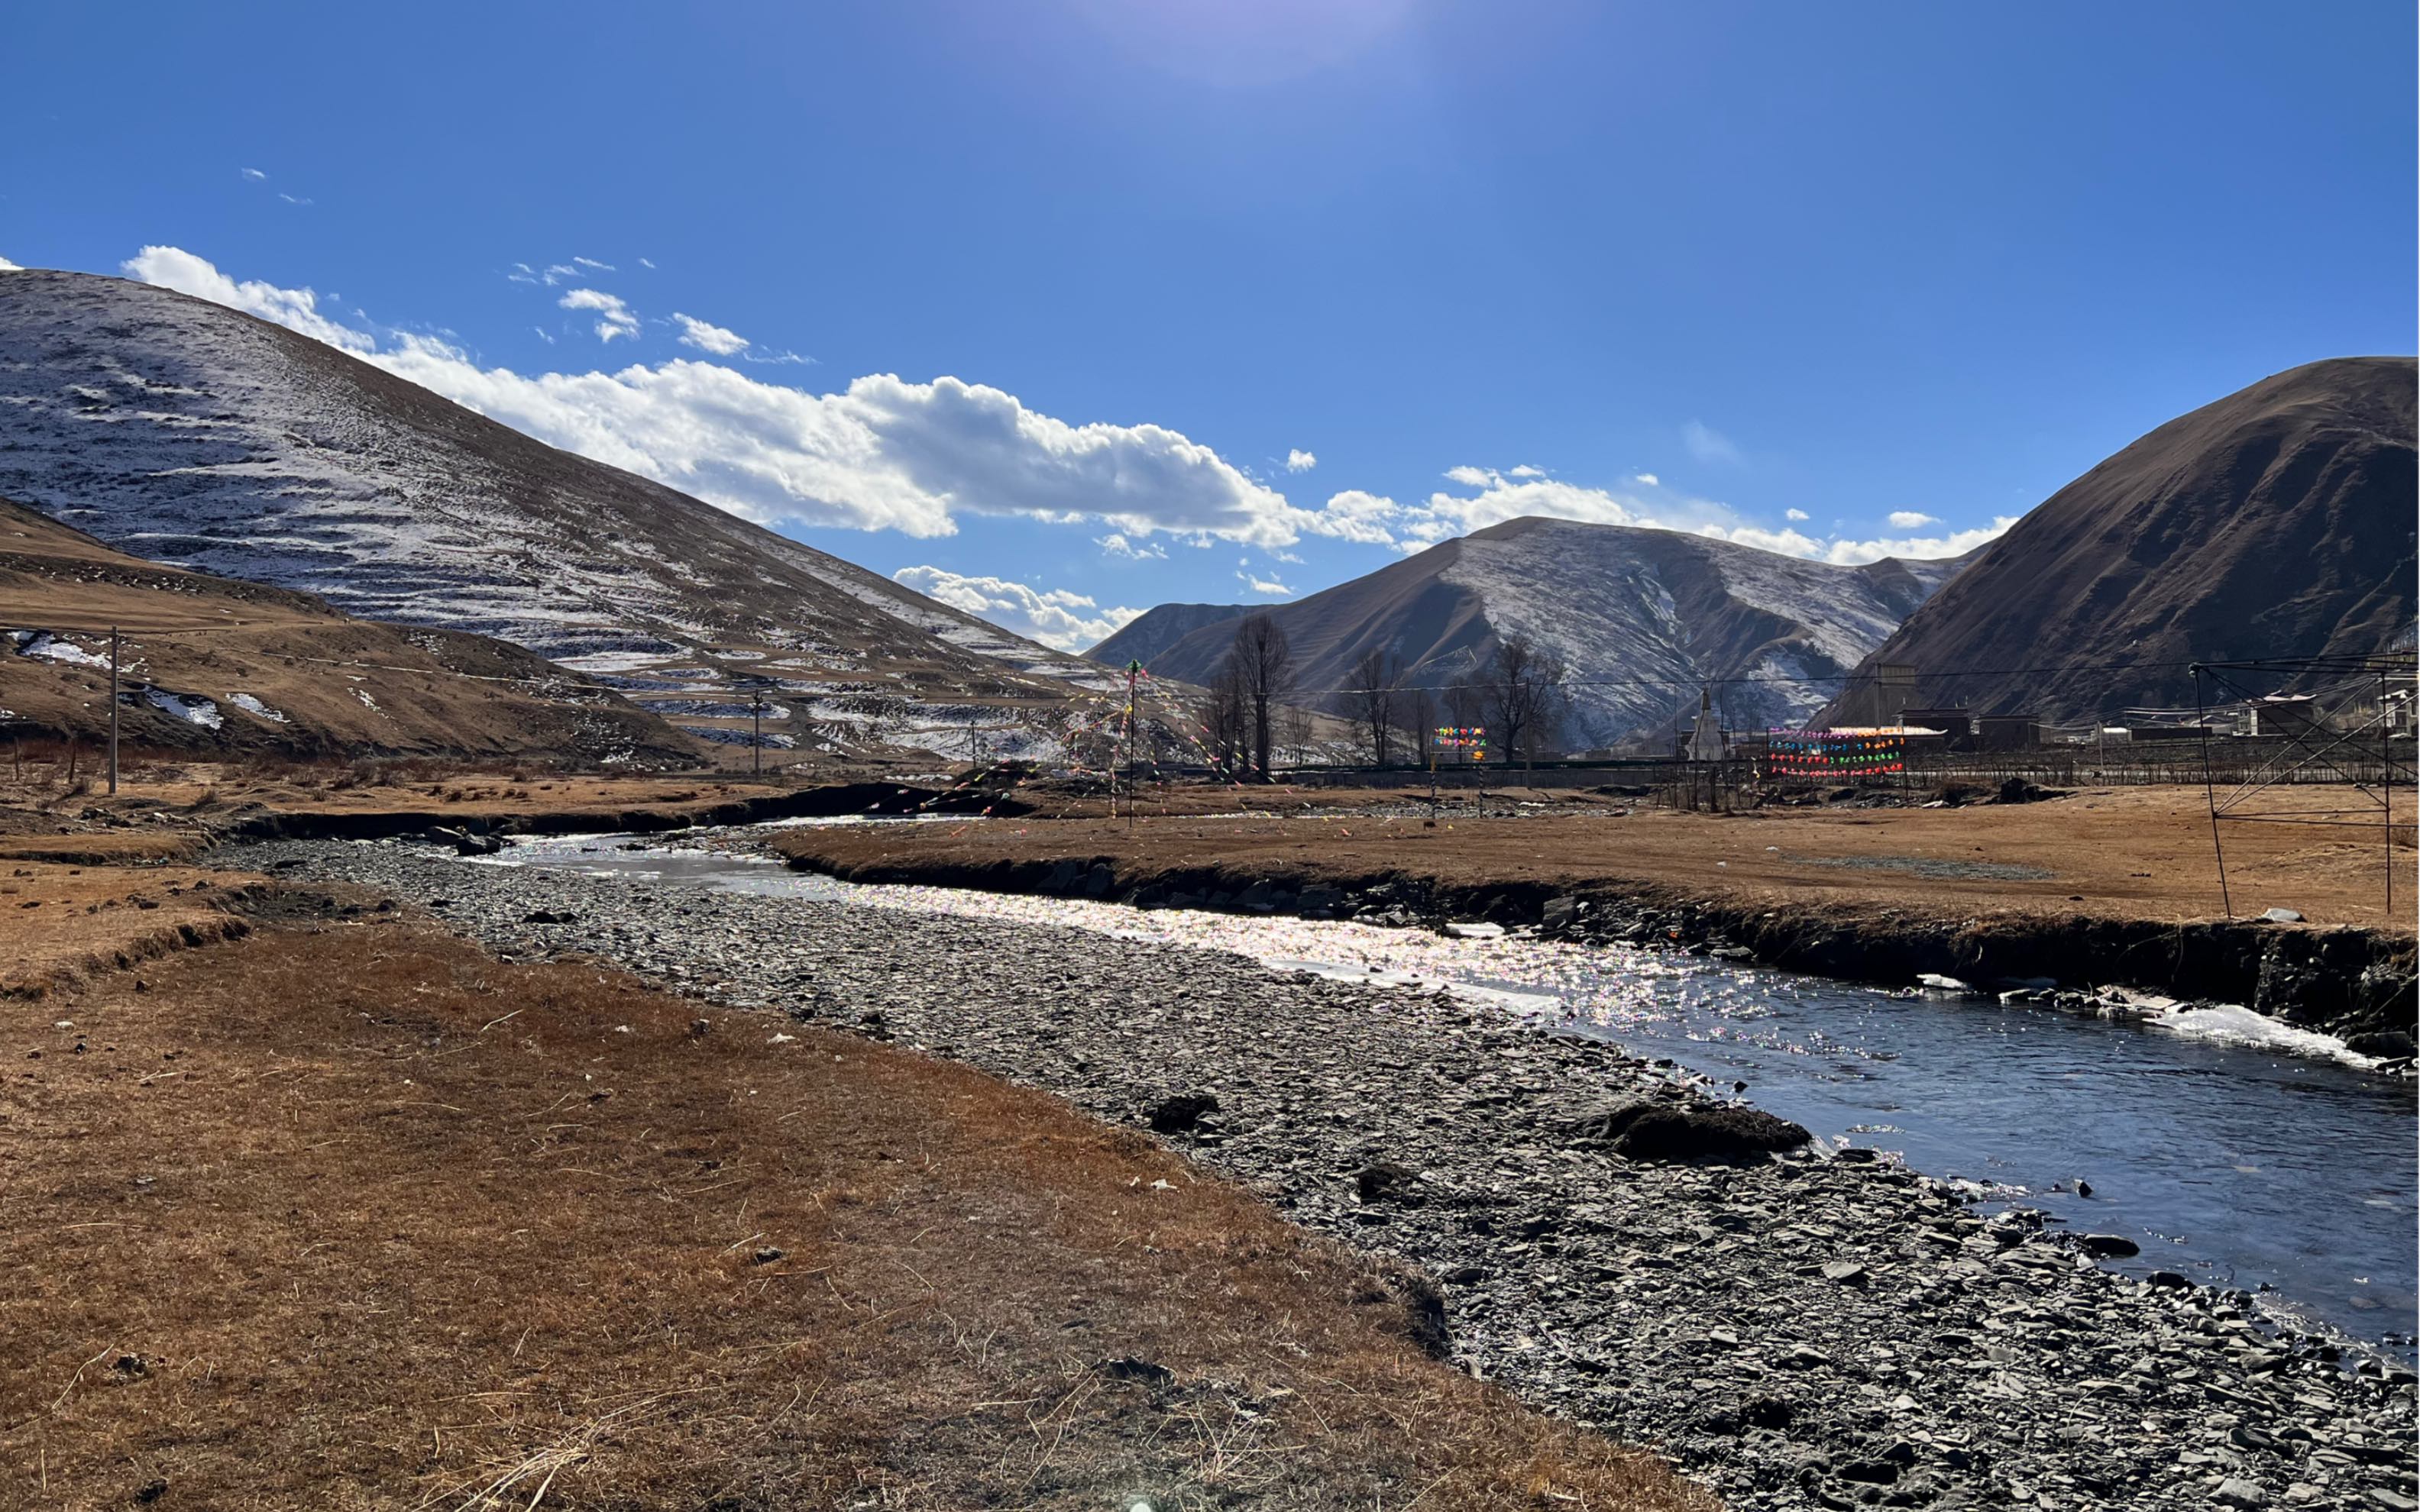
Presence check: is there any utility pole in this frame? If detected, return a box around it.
[749,684,765,777]
[107,625,119,796]
[1124,660,1141,829]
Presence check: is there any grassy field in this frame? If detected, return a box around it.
[770,782,2415,934]
[0,874,1708,1510]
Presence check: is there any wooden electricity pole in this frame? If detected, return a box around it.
[107,625,120,796]
[1123,660,1141,829]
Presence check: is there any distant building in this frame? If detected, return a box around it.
[1835,661,1920,727]
[1899,707,1974,745]
[2250,695,2323,738]
[1976,713,2040,751]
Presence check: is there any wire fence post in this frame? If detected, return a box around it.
[2192,664,2231,919]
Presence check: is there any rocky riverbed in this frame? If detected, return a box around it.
[231,838,2418,1511]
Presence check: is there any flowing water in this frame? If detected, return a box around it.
[475,826,2418,1353]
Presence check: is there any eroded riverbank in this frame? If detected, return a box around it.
[234,837,2419,1512]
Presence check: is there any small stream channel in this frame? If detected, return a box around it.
[473,825,2418,1355]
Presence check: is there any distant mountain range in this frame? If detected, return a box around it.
[0,270,1112,757]
[1820,357,2416,725]
[0,496,694,762]
[1092,519,1972,748]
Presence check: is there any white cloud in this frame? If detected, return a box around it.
[891,567,1140,651]
[532,327,555,344]
[1310,467,2008,566]
[571,256,614,272]
[123,245,374,354]
[1683,420,1742,466]
[125,246,1999,567]
[671,312,749,356]
[1304,489,1401,546]
[278,192,312,205]
[1238,572,1292,597]
[1887,510,1940,529]
[1817,519,2015,565]
[1507,464,1546,478]
[125,245,1338,548]
[241,167,267,181]
[639,257,657,270]
[559,287,639,342]
[1286,448,1317,472]
[1632,473,1658,486]
[1097,532,1166,561]
[1785,508,1810,522]
[0,255,20,271]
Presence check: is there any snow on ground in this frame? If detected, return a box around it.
[143,687,222,729]
[635,698,791,720]
[682,726,798,749]
[228,693,289,722]
[11,630,111,667]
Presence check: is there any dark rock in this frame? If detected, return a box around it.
[520,908,575,925]
[1356,1161,1419,1203]
[1097,1355,1174,1388]
[2344,1030,2417,1059]
[2146,1270,2191,1289]
[2078,1233,2140,1258]
[1838,1457,1901,1485]
[750,1245,785,1265]
[1742,1395,1797,1429]
[1568,1099,1812,1162]
[1147,1091,1220,1134]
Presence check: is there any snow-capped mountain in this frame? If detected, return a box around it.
[1092,518,1972,749]
[0,270,1111,751]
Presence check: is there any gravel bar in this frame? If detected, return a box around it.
[235,838,2418,1512]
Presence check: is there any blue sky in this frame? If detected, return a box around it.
[3,2,2412,650]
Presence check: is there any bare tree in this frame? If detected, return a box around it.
[1280,703,1315,769]
[1226,615,1296,779]
[1479,633,1569,771]
[1344,647,1402,767]
[1203,658,1252,778]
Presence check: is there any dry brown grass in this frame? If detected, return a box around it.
[0,909,1710,1511]
[0,862,256,997]
[773,783,2415,933]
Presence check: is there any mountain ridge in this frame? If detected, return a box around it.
[1095,518,1974,748]
[1818,356,2417,725]
[0,269,1114,757]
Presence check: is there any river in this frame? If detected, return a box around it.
[474,824,2418,1355]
